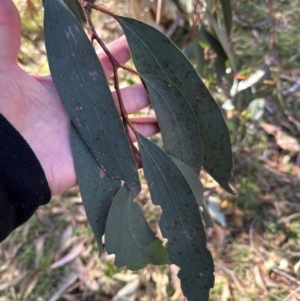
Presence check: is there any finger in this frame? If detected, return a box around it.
[35,35,131,80]
[129,116,159,142]
[97,35,131,78]
[112,84,150,115]
[33,75,151,115]
[0,0,21,64]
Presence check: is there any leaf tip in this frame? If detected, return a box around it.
[222,182,235,195]
[127,181,141,198]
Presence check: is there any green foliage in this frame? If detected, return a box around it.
[44,0,141,197]
[138,134,214,300]
[171,156,213,227]
[220,0,232,37]
[118,16,233,192]
[105,184,170,270]
[142,74,204,174]
[9,0,300,299]
[70,125,121,251]
[206,10,236,73]
[43,0,234,299]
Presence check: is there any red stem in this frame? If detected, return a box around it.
[77,0,141,158]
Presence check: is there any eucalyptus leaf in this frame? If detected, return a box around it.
[138,134,214,301]
[206,10,236,72]
[246,98,265,120]
[220,0,232,37]
[142,74,203,174]
[61,0,86,23]
[171,156,213,228]
[193,39,205,77]
[183,42,195,61]
[105,185,170,270]
[201,26,227,85]
[44,0,141,196]
[117,16,233,193]
[70,125,121,251]
[201,26,226,59]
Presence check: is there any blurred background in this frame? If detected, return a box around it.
[1,0,300,300]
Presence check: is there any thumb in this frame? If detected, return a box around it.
[0,0,21,64]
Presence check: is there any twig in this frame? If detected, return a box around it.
[256,233,300,259]
[271,268,300,286]
[250,216,300,290]
[284,110,300,127]
[77,0,141,159]
[214,261,251,300]
[282,285,300,301]
[278,212,300,224]
[249,216,266,260]
[130,120,158,126]
[279,74,296,83]
[282,78,300,96]
[265,0,276,50]
[156,0,162,25]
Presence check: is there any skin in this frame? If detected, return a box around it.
[0,0,158,196]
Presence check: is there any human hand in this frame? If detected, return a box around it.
[0,0,158,196]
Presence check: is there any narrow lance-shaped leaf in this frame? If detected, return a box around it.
[138,134,214,301]
[142,74,203,174]
[118,16,233,193]
[193,39,205,78]
[220,0,232,37]
[105,185,170,270]
[206,10,236,72]
[70,125,121,251]
[44,0,141,196]
[200,26,227,86]
[171,156,213,228]
[61,0,86,23]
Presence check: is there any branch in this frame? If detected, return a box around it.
[214,261,251,300]
[77,0,142,159]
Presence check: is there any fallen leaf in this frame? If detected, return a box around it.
[253,264,267,291]
[49,272,78,301]
[50,244,84,269]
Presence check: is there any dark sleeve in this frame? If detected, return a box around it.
[0,114,51,242]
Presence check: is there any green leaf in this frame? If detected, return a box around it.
[70,125,121,251]
[64,0,98,23]
[43,0,97,22]
[138,134,214,301]
[142,74,203,174]
[44,0,141,196]
[61,0,85,23]
[183,42,195,61]
[171,156,213,228]
[246,98,265,120]
[117,16,233,193]
[220,0,232,37]
[206,10,236,73]
[201,26,227,85]
[105,185,170,270]
[193,39,205,78]
[200,25,227,60]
